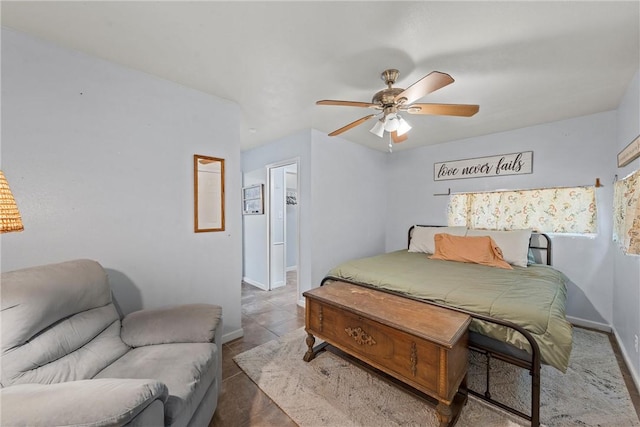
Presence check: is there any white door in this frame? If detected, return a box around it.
[269,166,286,289]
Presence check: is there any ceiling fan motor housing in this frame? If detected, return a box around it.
[372,87,404,106]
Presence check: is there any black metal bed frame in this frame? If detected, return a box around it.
[320,225,553,427]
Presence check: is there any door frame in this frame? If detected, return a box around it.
[265,158,300,292]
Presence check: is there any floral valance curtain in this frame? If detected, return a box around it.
[448,186,597,234]
[613,170,640,255]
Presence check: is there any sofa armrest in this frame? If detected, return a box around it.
[0,378,167,427]
[121,303,222,347]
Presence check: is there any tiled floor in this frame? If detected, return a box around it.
[209,272,303,426]
[210,273,640,426]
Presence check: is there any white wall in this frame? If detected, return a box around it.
[269,166,286,288]
[0,28,243,341]
[613,70,640,388]
[242,130,313,295]
[242,168,268,289]
[386,111,617,328]
[241,129,388,300]
[309,130,388,287]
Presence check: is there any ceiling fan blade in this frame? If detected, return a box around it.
[317,100,379,108]
[391,131,408,143]
[328,114,375,136]
[394,71,455,105]
[405,103,479,117]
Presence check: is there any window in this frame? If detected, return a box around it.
[448,186,597,234]
[613,170,640,255]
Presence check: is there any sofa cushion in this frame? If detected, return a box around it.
[1,259,112,353]
[95,342,219,427]
[1,259,130,387]
[0,378,167,427]
[2,306,130,386]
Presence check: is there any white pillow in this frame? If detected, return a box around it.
[409,226,467,254]
[465,229,532,267]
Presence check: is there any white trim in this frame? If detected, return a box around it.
[567,315,612,332]
[265,158,300,297]
[271,280,285,289]
[297,298,306,308]
[222,328,244,344]
[613,327,640,394]
[286,265,298,272]
[243,277,268,291]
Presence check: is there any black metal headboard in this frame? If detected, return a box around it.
[407,225,552,266]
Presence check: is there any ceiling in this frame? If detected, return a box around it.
[2,1,639,152]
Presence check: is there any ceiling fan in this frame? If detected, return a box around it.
[316,69,479,144]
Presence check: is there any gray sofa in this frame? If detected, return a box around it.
[0,259,223,427]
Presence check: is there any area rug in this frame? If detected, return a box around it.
[234,327,640,427]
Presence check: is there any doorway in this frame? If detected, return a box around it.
[267,160,299,292]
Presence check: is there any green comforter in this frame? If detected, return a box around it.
[327,250,573,372]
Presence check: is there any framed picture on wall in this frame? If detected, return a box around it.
[194,154,225,232]
[242,184,264,215]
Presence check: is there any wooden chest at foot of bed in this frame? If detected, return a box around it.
[303,281,471,427]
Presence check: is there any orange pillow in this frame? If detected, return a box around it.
[430,233,513,270]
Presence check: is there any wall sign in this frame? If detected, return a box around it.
[434,151,533,181]
[617,135,640,168]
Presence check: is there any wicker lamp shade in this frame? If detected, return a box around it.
[0,170,24,233]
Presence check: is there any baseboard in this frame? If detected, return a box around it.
[222,328,244,344]
[613,327,640,394]
[271,280,285,289]
[286,265,297,272]
[567,315,612,333]
[297,298,306,308]
[243,277,267,290]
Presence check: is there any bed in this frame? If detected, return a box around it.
[320,225,573,427]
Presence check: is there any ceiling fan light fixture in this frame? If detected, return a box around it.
[396,116,412,136]
[383,113,400,132]
[369,119,385,138]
